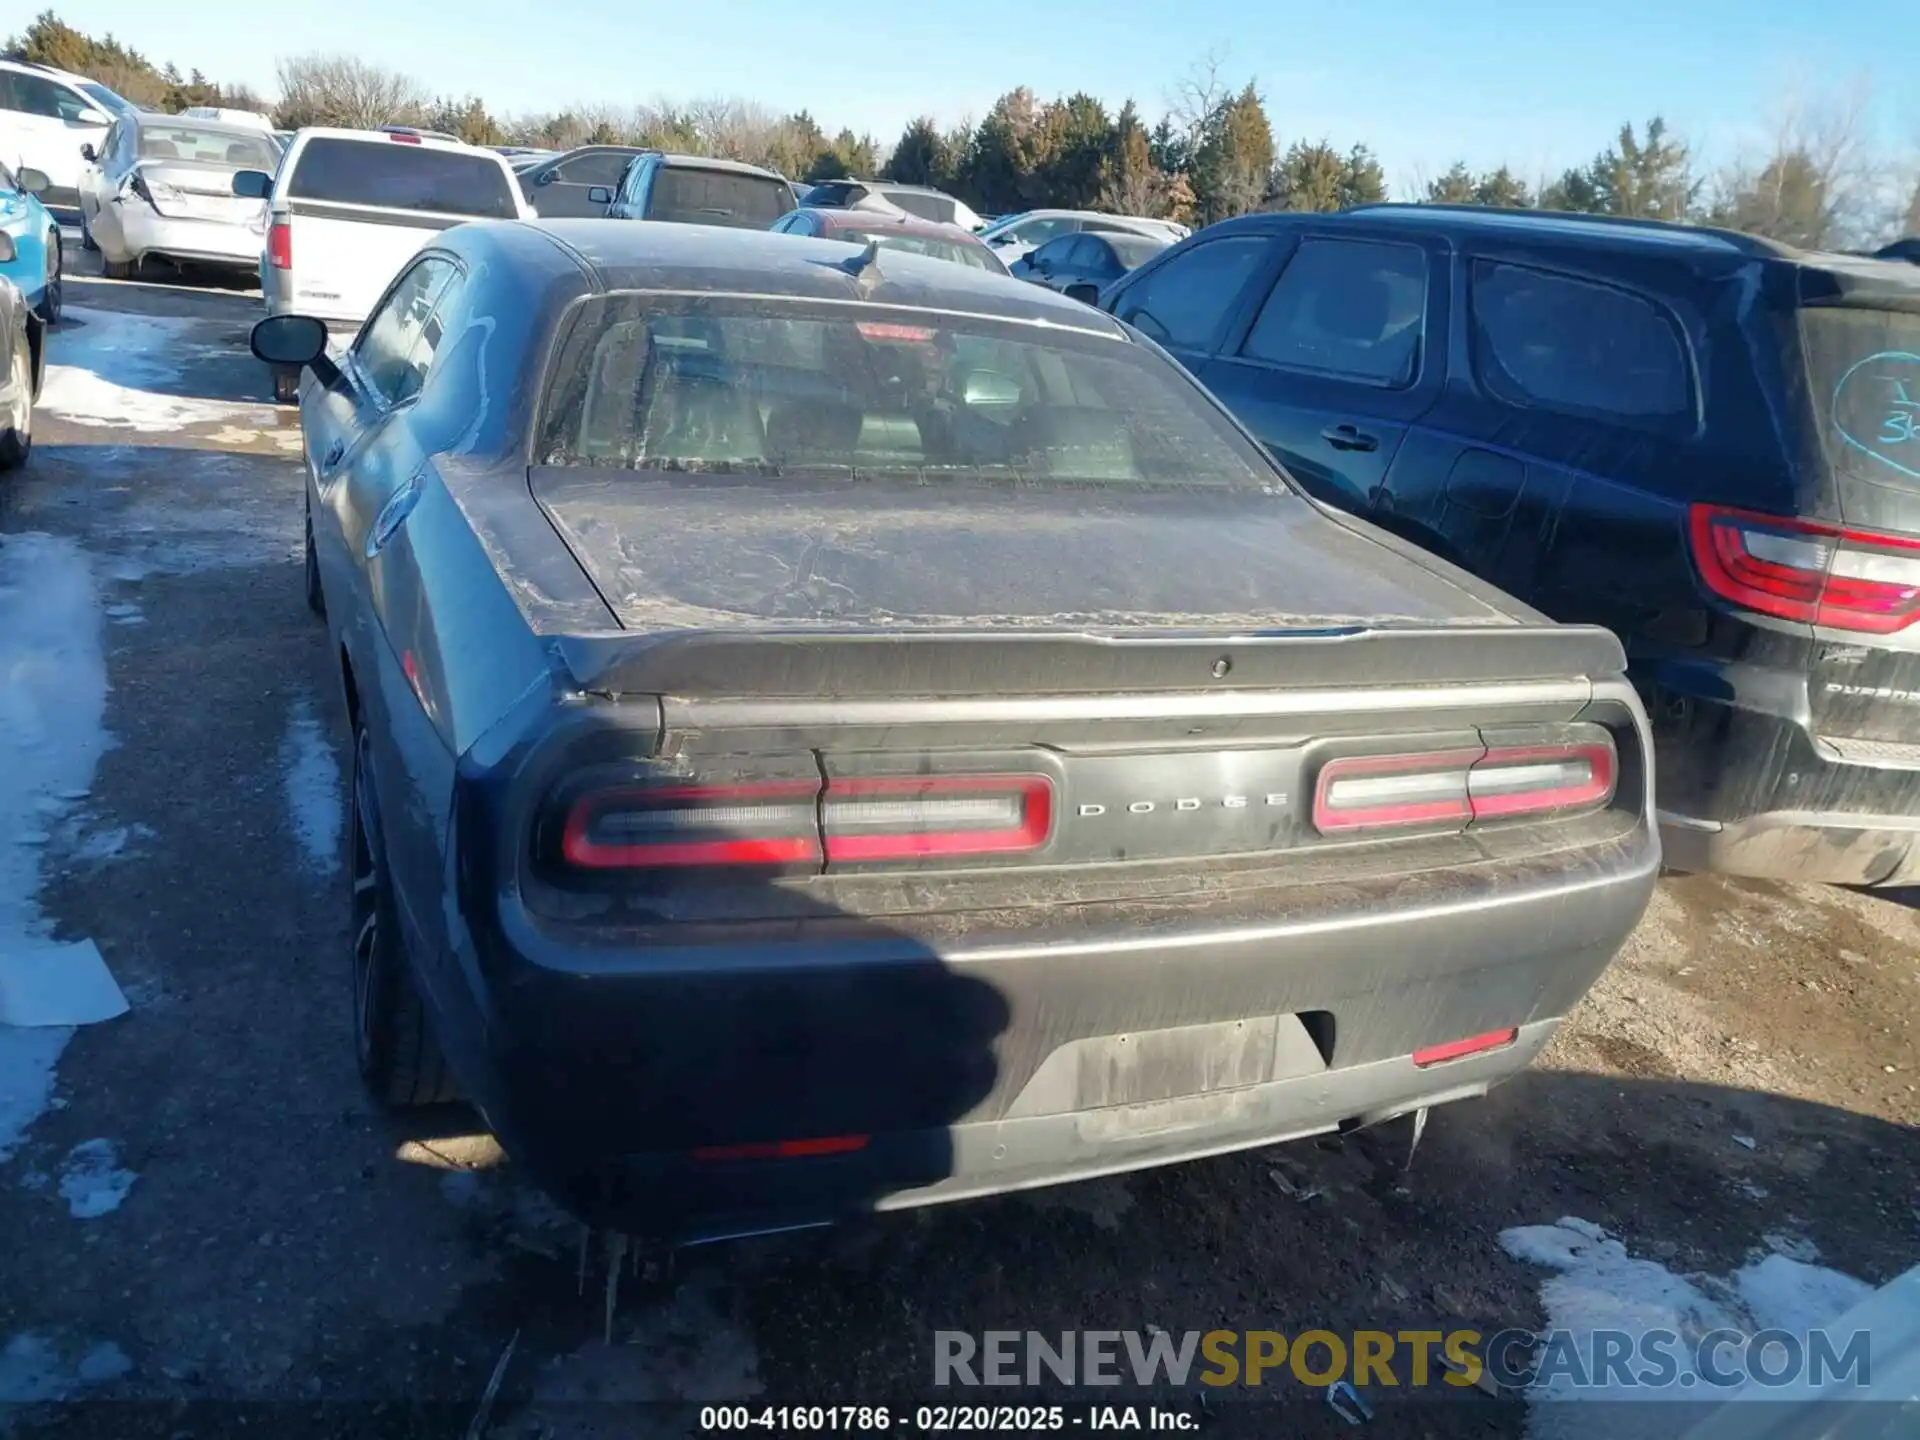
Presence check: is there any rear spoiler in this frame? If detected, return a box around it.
[551,623,1629,701]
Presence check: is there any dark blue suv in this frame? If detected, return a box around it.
[1101,204,1920,887]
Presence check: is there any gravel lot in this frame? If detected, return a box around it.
[0,241,1915,1440]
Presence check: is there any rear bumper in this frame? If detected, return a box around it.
[1644,664,1920,885]
[111,208,262,269]
[448,821,1659,1243]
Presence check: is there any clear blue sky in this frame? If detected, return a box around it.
[44,0,1905,188]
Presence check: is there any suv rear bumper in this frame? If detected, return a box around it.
[1646,667,1920,885]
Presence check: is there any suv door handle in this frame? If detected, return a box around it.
[321,438,345,473]
[1321,424,1379,453]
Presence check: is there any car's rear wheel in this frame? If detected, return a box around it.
[0,336,32,473]
[273,365,301,405]
[37,237,61,325]
[349,724,457,1107]
[102,255,132,281]
[304,501,325,617]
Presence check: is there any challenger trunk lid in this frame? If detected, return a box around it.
[529,470,1528,635]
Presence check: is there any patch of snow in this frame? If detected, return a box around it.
[57,1138,136,1219]
[37,306,280,433]
[1500,1218,1873,1436]
[74,1341,131,1384]
[0,535,114,1161]
[1758,1232,1821,1265]
[280,698,342,876]
[0,1333,65,1403]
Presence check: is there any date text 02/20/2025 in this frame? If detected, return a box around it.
[699,1405,1200,1431]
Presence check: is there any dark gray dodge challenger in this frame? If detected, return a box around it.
[254,221,1659,1246]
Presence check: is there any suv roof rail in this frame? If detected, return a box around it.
[1344,201,1791,257]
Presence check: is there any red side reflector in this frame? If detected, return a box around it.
[562,782,822,869]
[1413,1028,1518,1067]
[692,1135,870,1162]
[268,220,291,270]
[823,775,1053,861]
[1688,504,1920,634]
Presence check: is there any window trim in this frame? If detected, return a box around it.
[1227,234,1432,391]
[1466,257,1699,431]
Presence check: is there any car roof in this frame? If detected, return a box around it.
[798,206,986,244]
[133,112,278,141]
[288,126,507,159]
[653,152,789,180]
[497,220,1125,332]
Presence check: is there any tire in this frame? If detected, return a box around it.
[273,365,301,405]
[36,236,61,326]
[0,335,32,473]
[303,502,326,618]
[349,724,458,1107]
[102,255,132,281]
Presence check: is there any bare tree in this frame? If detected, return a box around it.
[1707,76,1876,249]
[1164,45,1233,160]
[274,54,427,130]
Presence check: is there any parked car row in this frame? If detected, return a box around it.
[0,156,59,471]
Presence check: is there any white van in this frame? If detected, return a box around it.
[234,127,532,401]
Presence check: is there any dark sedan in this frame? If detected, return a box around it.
[770,205,1008,274]
[252,221,1658,1247]
[1010,229,1169,303]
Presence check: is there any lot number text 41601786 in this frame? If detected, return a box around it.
[699,1406,1200,1432]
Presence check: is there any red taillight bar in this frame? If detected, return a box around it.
[1413,1028,1518,1067]
[1313,741,1616,835]
[559,774,1056,871]
[268,220,291,271]
[1688,504,1920,634]
[561,781,821,870]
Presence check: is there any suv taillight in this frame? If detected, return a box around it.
[1312,740,1616,835]
[1688,504,1920,634]
[268,221,291,270]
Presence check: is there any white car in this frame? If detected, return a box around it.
[978,209,1192,266]
[0,60,129,213]
[78,112,279,279]
[234,127,533,401]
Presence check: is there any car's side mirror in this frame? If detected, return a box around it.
[232,169,273,200]
[16,167,50,195]
[0,234,16,264]
[252,315,340,389]
[72,107,109,127]
[79,143,97,164]
[587,186,613,205]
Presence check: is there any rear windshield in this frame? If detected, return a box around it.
[287,138,519,219]
[881,190,955,225]
[139,125,278,170]
[836,229,999,272]
[537,295,1282,490]
[1805,305,1920,490]
[1109,235,1169,269]
[650,169,793,228]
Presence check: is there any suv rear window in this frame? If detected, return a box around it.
[881,190,954,224]
[287,138,519,219]
[649,168,793,229]
[1805,305,1920,489]
[538,295,1281,491]
[1471,261,1691,422]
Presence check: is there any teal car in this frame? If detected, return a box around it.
[0,162,61,325]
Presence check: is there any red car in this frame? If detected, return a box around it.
[771,205,1009,275]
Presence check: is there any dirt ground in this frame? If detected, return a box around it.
[0,242,1914,1440]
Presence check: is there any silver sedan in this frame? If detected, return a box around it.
[77,114,280,280]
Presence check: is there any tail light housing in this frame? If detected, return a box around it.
[1688,504,1920,634]
[553,772,1055,873]
[1313,737,1616,835]
[268,220,292,270]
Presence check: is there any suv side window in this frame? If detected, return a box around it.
[556,149,630,186]
[1470,261,1691,422]
[355,256,458,407]
[14,73,88,122]
[1112,235,1272,352]
[1239,237,1428,387]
